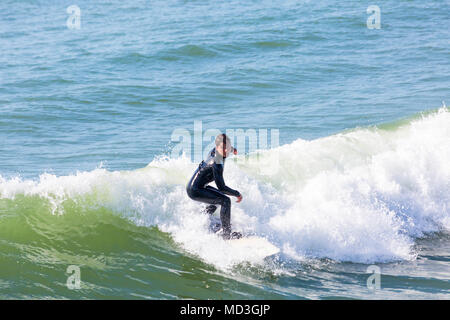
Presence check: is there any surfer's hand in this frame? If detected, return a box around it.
[236,195,243,203]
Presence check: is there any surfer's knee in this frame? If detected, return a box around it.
[186,188,195,200]
[186,184,193,197]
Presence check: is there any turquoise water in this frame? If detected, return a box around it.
[0,1,449,299]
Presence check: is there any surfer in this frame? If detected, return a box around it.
[186,134,243,240]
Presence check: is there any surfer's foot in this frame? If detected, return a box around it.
[231,231,242,239]
[222,231,242,240]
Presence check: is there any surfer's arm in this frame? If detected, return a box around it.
[212,163,240,197]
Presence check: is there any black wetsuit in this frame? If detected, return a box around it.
[186,148,241,238]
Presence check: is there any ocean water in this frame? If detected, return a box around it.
[0,0,449,299]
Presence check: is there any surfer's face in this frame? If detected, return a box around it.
[217,143,232,157]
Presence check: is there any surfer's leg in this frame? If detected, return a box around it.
[204,186,232,237]
[188,187,232,238]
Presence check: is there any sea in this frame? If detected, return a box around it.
[0,0,449,299]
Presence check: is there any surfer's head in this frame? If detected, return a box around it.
[215,133,235,158]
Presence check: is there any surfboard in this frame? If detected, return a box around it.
[208,216,279,258]
[228,236,280,258]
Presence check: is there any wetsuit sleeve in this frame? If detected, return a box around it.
[212,163,240,197]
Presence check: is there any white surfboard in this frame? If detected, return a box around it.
[208,216,279,259]
[228,236,280,258]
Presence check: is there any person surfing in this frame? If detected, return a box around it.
[186,133,243,240]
